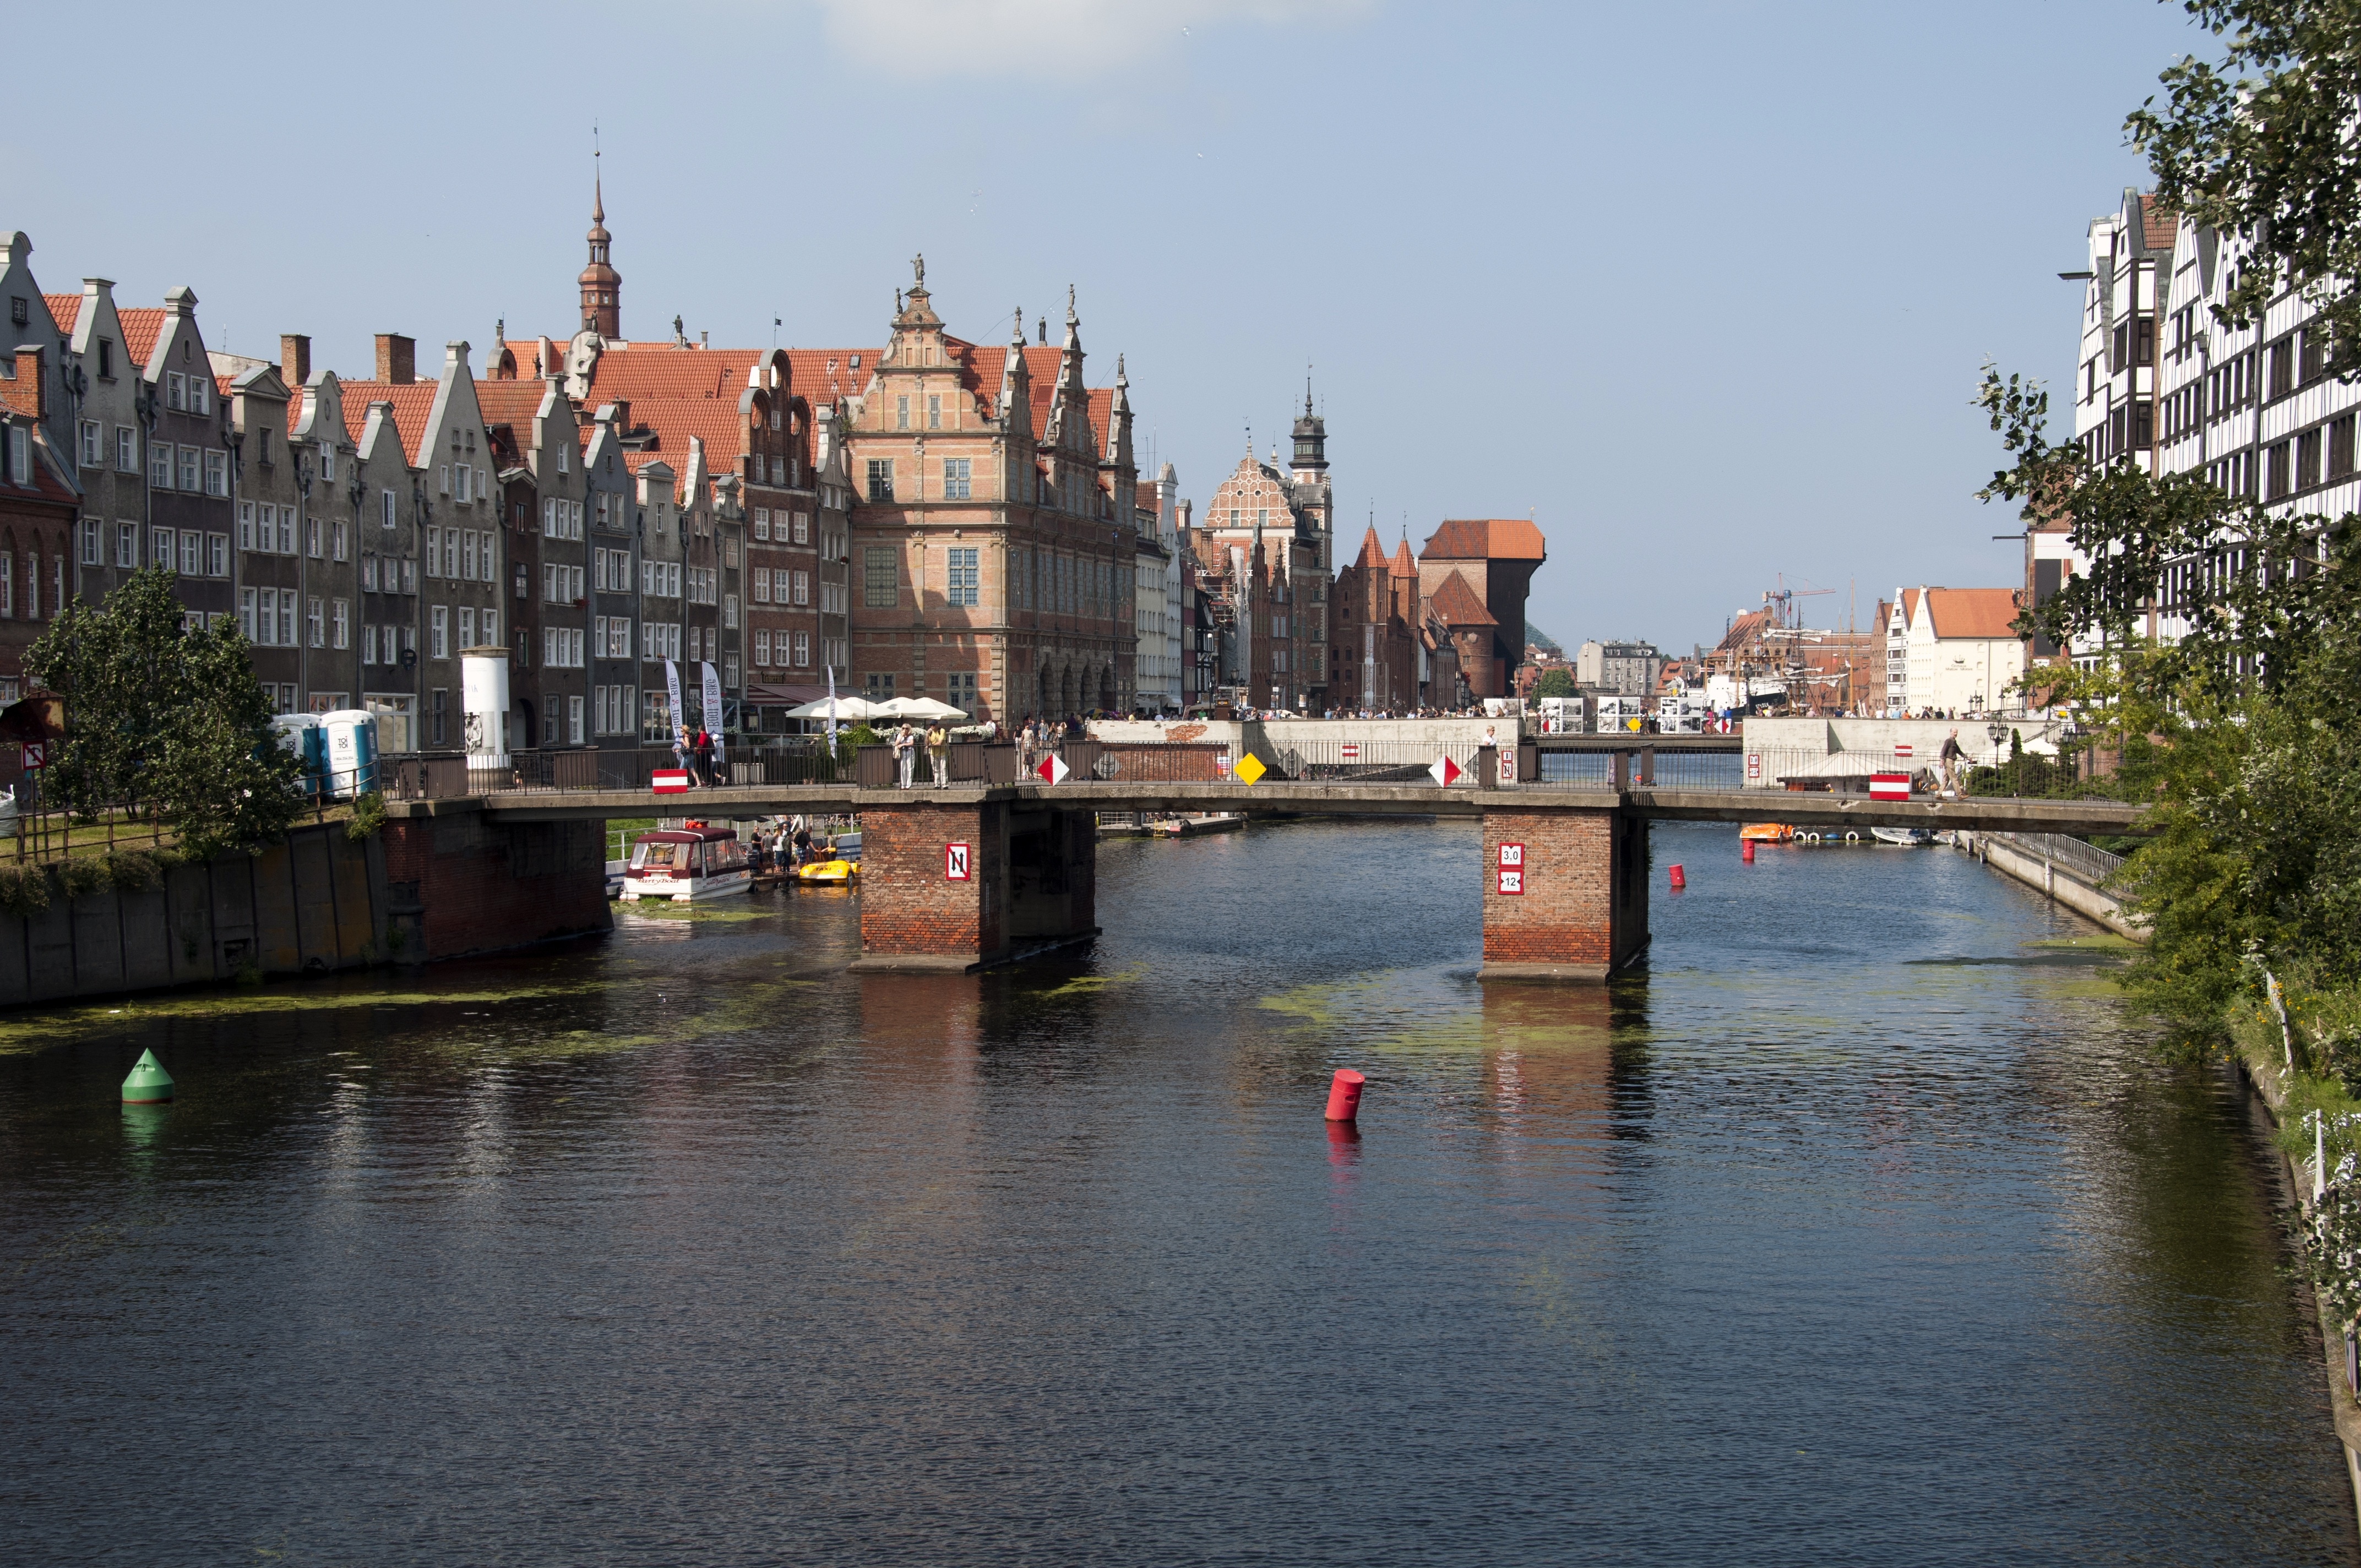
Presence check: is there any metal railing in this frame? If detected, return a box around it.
[1988,831,2125,888]
[360,736,2078,807]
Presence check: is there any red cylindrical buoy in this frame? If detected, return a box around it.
[1325,1068,1366,1123]
[1668,863,1685,889]
[1742,839,1756,863]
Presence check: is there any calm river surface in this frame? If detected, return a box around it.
[3,820,2354,1564]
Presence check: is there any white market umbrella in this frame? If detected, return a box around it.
[872,697,969,721]
[784,694,882,721]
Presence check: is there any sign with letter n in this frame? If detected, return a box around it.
[945,842,972,881]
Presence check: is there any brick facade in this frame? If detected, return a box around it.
[378,812,611,961]
[856,800,1004,967]
[852,797,1098,971]
[1479,805,1648,981]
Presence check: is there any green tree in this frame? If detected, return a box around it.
[26,568,302,859]
[2130,1,2361,374]
[1977,364,2361,1040]
[1532,667,1577,699]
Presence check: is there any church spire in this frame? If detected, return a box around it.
[579,144,621,339]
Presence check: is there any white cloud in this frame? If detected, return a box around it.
[810,0,1369,78]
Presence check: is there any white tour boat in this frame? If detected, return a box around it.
[621,824,753,902]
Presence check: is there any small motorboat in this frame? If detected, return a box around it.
[1739,823,1794,843]
[1872,826,1935,847]
[792,830,862,885]
[621,823,753,902]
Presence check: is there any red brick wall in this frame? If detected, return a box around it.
[858,801,1005,960]
[380,814,612,961]
[1481,806,1644,974]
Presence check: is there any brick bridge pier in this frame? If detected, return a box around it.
[384,781,2151,981]
[848,792,1649,981]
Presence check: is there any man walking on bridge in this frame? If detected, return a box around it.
[1939,728,1965,797]
[893,722,917,789]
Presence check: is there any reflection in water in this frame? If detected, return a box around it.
[1,819,2355,1565]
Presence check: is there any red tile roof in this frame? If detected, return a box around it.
[474,378,553,440]
[118,309,165,375]
[574,343,774,402]
[2139,193,2176,252]
[1923,587,2021,640]
[1389,538,1418,579]
[614,395,754,468]
[782,348,882,409]
[333,380,439,464]
[1427,569,1496,627]
[1421,518,1546,560]
[43,294,80,335]
[1354,526,1388,571]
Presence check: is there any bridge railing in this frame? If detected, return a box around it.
[1988,830,2125,887]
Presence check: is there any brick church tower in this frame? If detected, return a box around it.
[579,158,621,339]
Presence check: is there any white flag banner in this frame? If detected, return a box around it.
[824,666,840,748]
[664,660,683,732]
[700,661,723,731]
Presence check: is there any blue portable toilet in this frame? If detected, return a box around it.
[316,709,378,799]
[269,713,325,799]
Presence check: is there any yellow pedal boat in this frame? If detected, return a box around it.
[792,857,859,885]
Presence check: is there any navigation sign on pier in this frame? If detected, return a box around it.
[1233,753,1267,785]
[945,843,971,881]
[1341,743,1360,760]
[1870,773,1910,800]
[652,769,689,793]
[1429,754,1463,787]
[1035,754,1071,786]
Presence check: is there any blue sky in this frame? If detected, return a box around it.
[8,1,2207,652]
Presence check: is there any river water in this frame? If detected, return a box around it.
[2,820,2354,1565]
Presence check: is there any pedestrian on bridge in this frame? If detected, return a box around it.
[926,722,950,787]
[893,723,917,789]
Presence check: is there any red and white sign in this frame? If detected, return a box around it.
[1035,754,1070,786]
[20,741,45,770]
[1745,753,1761,779]
[1429,754,1463,787]
[651,769,690,793]
[1498,842,1525,869]
[1894,743,1914,759]
[945,842,971,881]
[1870,772,1911,800]
[1497,868,1524,896]
[1341,743,1360,760]
[1499,747,1517,783]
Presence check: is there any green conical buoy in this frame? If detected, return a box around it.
[121,1049,174,1104]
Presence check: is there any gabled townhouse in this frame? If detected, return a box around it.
[629,455,684,738]
[51,278,149,605]
[1889,586,2024,716]
[579,407,640,747]
[138,287,235,629]
[335,336,499,752]
[219,349,305,711]
[0,233,79,462]
[480,357,590,749]
[1133,465,1178,714]
[0,350,80,731]
[825,269,1140,724]
[336,374,432,753]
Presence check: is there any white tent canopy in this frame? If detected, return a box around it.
[871,697,969,720]
[782,694,882,721]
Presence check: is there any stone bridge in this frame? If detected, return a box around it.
[382,776,2148,984]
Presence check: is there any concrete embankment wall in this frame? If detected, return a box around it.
[1954,830,2146,943]
[0,821,389,1008]
[1744,716,2069,761]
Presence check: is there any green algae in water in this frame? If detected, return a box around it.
[428,977,821,1066]
[0,984,579,1058]
[617,901,781,924]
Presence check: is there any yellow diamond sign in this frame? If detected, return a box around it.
[1233,752,1267,785]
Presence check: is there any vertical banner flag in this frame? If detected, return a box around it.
[664,660,684,733]
[824,666,840,749]
[701,661,723,731]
